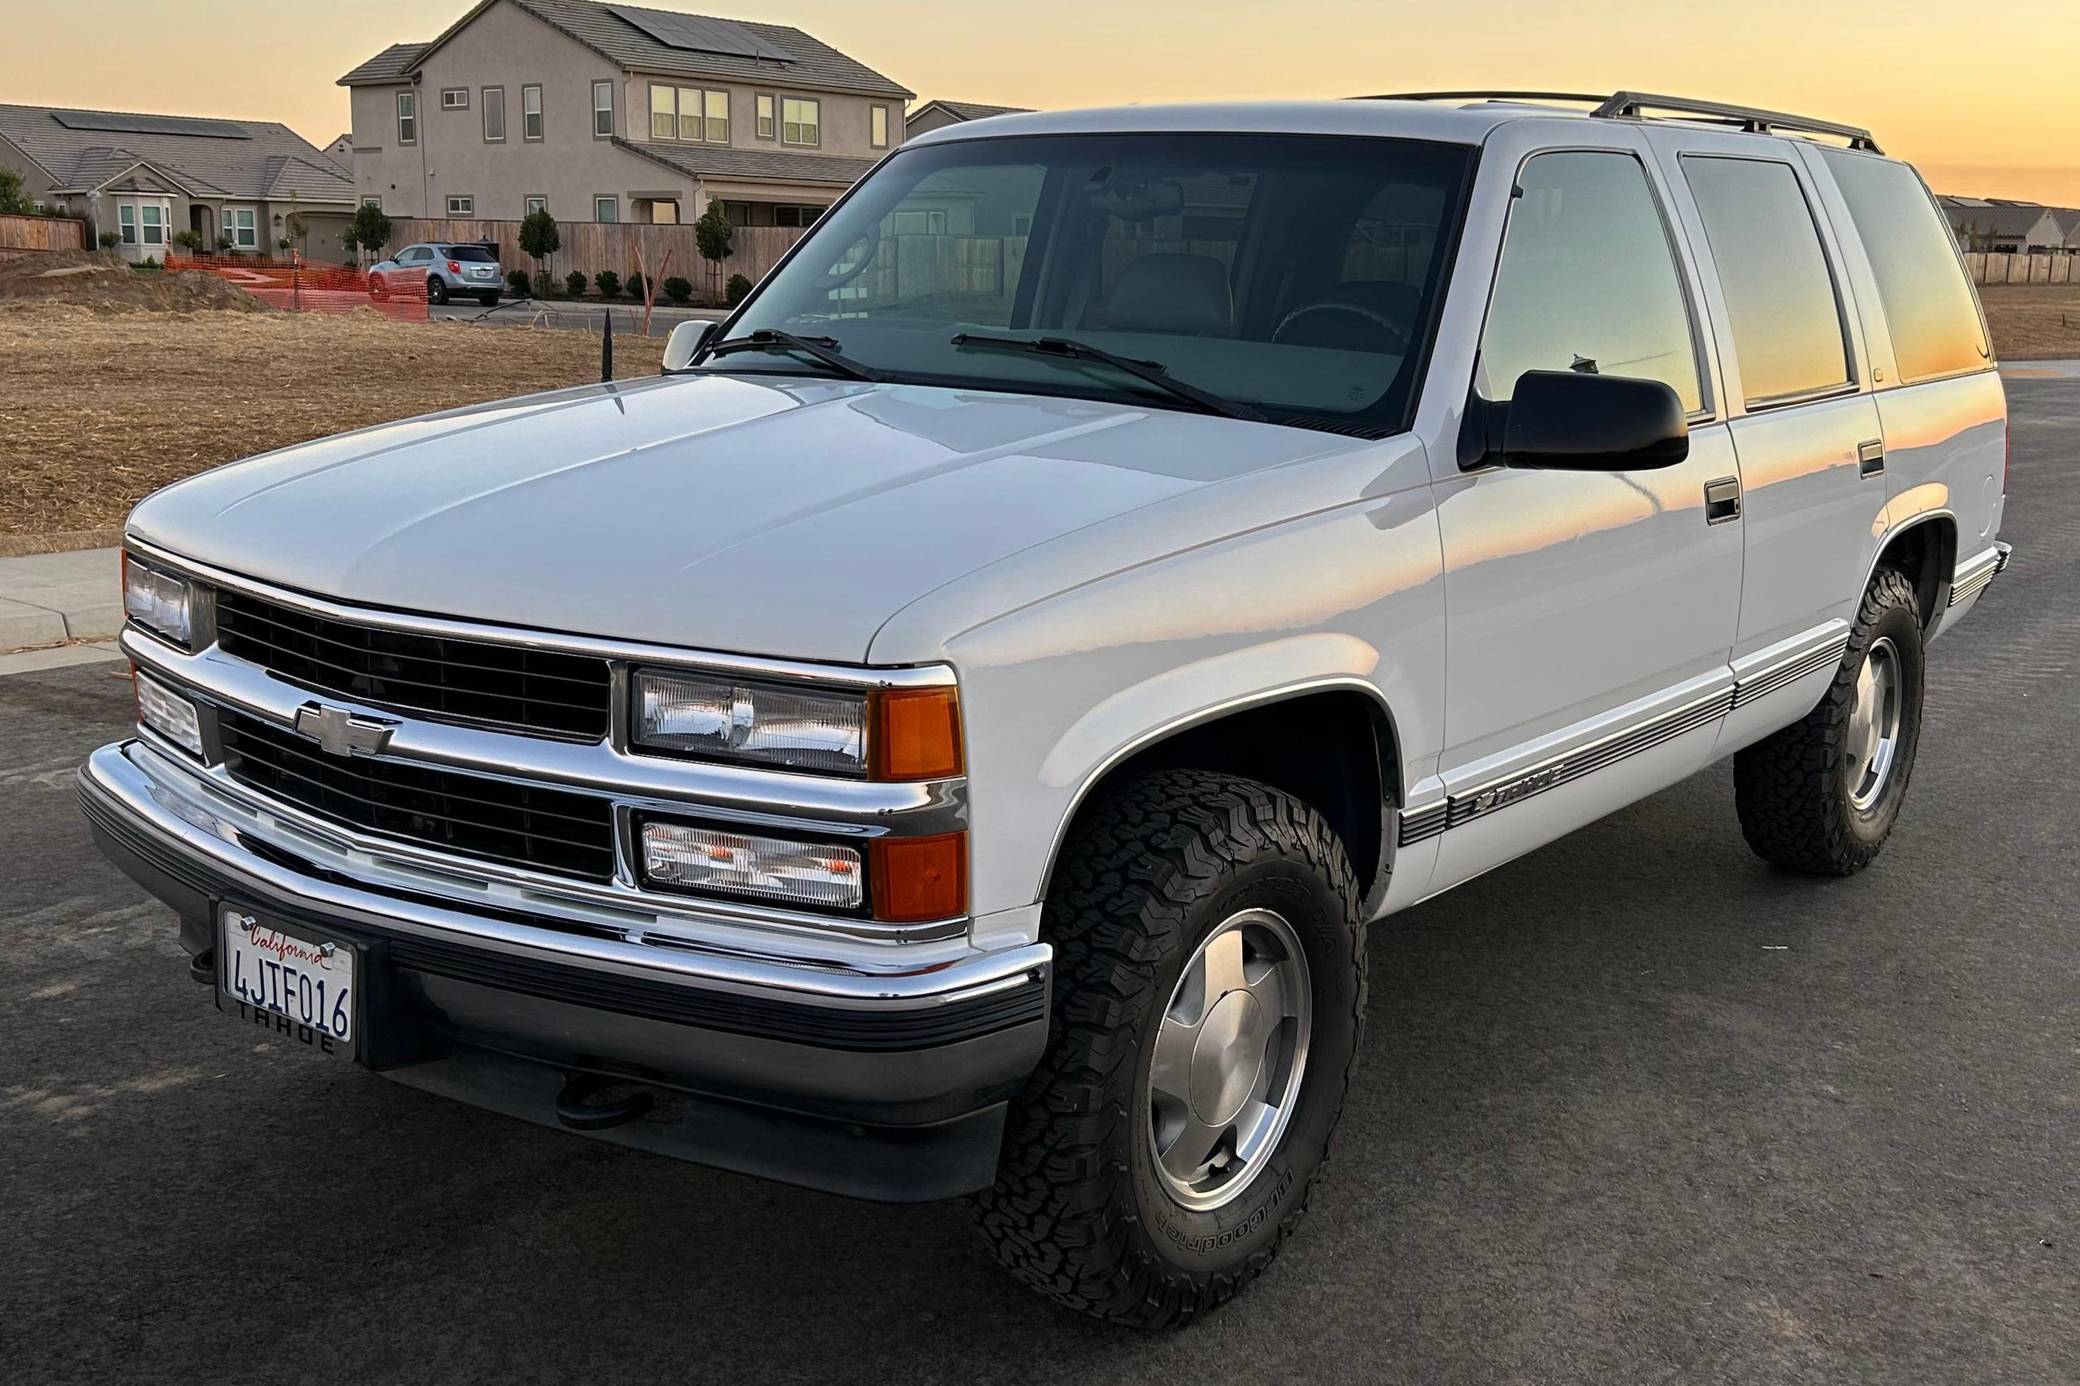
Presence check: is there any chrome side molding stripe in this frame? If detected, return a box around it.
[1397,802,1449,846]
[1949,544,2009,608]
[1732,635,1850,709]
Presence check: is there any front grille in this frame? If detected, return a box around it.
[214,590,612,740]
[218,709,617,881]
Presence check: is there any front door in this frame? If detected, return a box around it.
[1426,145,1743,893]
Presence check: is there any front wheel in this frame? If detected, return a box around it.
[973,770,1364,1328]
[1735,566,1926,874]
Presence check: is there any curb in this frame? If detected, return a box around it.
[0,547,123,652]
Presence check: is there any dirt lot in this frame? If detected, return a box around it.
[0,304,664,542]
[1979,284,2080,360]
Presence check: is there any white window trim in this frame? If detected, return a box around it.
[595,196,618,223]
[524,196,548,216]
[522,84,544,142]
[755,93,775,141]
[222,204,257,249]
[397,91,417,146]
[871,104,889,149]
[781,96,820,148]
[648,84,730,143]
[592,80,615,139]
[441,88,469,110]
[117,203,138,245]
[446,195,475,216]
[482,86,506,143]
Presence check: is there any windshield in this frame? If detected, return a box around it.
[441,245,497,263]
[718,132,1475,434]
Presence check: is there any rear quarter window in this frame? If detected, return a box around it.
[1819,150,1990,382]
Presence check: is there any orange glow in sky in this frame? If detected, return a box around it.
[10,0,2078,204]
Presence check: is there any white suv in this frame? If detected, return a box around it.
[83,91,2011,1328]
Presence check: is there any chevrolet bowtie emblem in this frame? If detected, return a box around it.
[291,702,398,758]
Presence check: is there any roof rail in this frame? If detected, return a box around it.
[1355,88,1883,155]
[1592,91,1883,153]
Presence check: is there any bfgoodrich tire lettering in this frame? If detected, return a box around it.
[973,770,1364,1329]
[1734,567,1926,875]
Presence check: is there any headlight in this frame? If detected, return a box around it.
[123,553,194,648]
[134,669,204,757]
[633,672,962,781]
[641,820,865,911]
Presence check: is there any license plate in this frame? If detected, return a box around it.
[217,907,358,1059]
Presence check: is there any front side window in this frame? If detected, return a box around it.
[1820,150,1989,382]
[1683,156,1850,405]
[871,105,889,149]
[397,91,417,145]
[1477,151,1702,413]
[483,87,506,142]
[595,196,618,223]
[447,195,474,216]
[781,97,819,147]
[593,80,614,138]
[756,93,775,140]
[722,132,1475,435]
[522,84,543,141]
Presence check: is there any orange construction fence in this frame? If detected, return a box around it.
[166,253,429,322]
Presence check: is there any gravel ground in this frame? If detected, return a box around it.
[0,383,2074,1385]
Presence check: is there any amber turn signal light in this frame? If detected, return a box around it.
[869,832,967,923]
[870,686,963,781]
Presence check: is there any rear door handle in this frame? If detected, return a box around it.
[1704,476,1742,526]
[1858,440,1886,478]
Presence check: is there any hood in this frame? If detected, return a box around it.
[130,373,1362,663]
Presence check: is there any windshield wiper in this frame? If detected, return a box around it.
[703,328,883,383]
[950,334,1265,422]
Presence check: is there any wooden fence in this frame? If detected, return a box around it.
[0,213,87,260]
[389,218,804,299]
[1964,252,2077,286]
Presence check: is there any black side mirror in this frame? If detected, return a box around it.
[1469,369,1690,472]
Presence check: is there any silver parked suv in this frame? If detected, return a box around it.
[82,91,2011,1327]
[368,241,504,305]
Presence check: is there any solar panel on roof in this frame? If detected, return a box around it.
[50,110,251,140]
[605,5,793,62]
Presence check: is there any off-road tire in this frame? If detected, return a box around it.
[1735,567,1926,875]
[973,770,1365,1329]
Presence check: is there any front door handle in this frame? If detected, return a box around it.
[1858,440,1886,478]
[1704,476,1742,526]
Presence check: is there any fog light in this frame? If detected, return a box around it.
[135,669,204,757]
[641,820,864,911]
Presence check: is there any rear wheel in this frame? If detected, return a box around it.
[974,770,1364,1328]
[1735,567,1926,875]
[479,293,500,307]
[427,275,448,305]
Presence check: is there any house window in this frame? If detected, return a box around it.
[483,87,506,142]
[773,204,825,228]
[441,88,469,110]
[649,84,728,142]
[447,195,475,216]
[524,196,547,216]
[362,196,383,210]
[397,91,417,145]
[677,87,703,141]
[522,84,543,141]
[871,105,889,149]
[756,93,775,140]
[595,196,618,223]
[223,207,254,248]
[118,204,137,245]
[143,205,166,246]
[722,200,752,226]
[593,80,614,138]
[704,89,729,143]
[650,83,674,140]
[781,97,819,147]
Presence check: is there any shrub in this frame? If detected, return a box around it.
[506,268,532,298]
[518,208,561,266]
[593,270,621,298]
[532,270,554,300]
[172,229,204,254]
[565,270,589,298]
[347,203,392,262]
[0,169,28,215]
[625,272,648,301]
[726,273,753,306]
[662,275,692,304]
[98,231,120,249]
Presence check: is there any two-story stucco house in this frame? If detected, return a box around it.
[340,0,912,229]
[0,103,357,263]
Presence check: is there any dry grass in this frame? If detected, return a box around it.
[1979,285,2080,361]
[0,305,664,538]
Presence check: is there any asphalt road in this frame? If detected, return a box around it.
[3,383,2075,1384]
[427,298,729,334]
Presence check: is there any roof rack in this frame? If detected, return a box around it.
[1358,88,1883,154]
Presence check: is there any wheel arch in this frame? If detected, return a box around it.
[1035,679,1404,913]
[1867,509,1959,630]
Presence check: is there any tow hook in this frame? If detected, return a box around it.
[553,1072,656,1131]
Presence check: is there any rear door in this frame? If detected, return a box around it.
[1647,134,1890,740]
[1422,131,1744,895]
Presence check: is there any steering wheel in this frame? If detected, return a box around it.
[1271,300,1412,355]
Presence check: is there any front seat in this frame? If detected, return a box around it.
[1104,253,1234,336]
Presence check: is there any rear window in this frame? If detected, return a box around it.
[1683,157,1851,405]
[1820,150,1990,382]
[442,245,497,263]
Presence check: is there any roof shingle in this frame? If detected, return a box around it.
[0,103,354,204]
[613,135,879,187]
[337,42,429,86]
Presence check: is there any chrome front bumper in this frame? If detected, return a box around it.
[79,739,1051,1200]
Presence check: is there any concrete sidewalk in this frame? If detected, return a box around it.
[0,547,122,652]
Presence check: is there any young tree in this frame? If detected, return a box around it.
[694,199,734,302]
[0,169,29,216]
[518,207,560,279]
[348,202,392,264]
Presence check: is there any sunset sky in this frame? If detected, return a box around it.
[10,0,2078,205]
